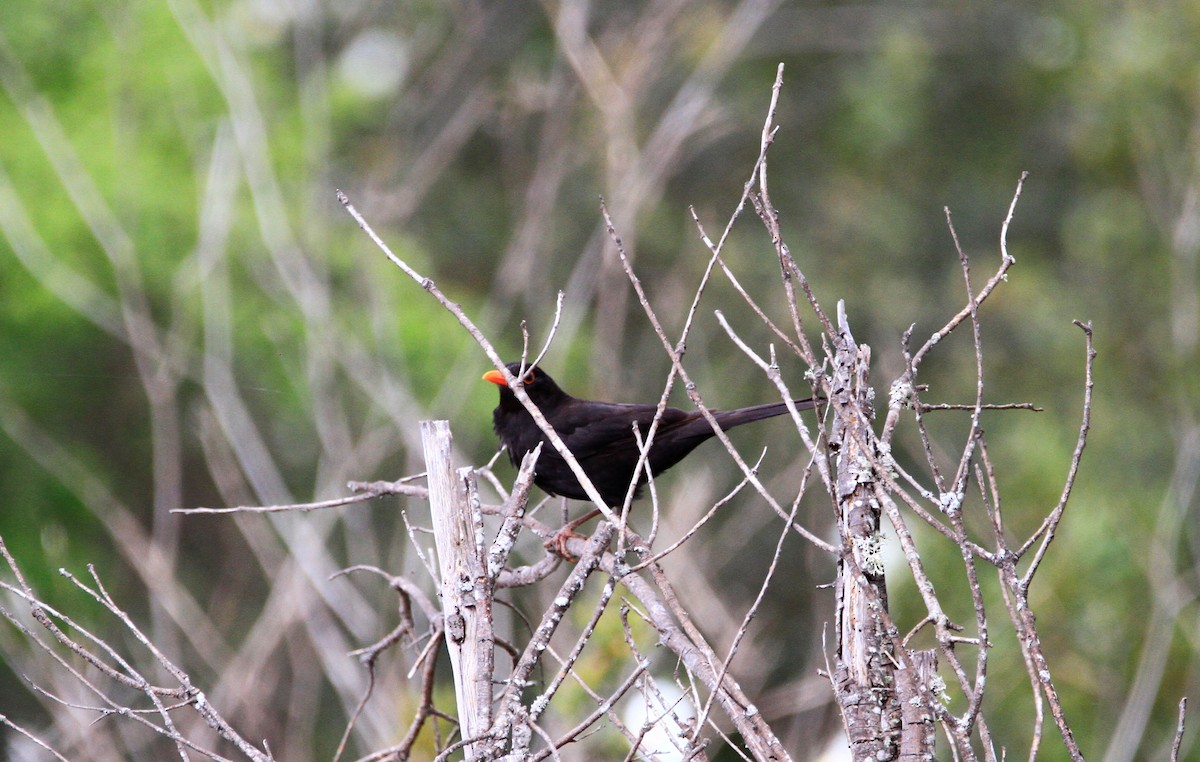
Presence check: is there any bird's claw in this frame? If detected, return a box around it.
[544,527,588,561]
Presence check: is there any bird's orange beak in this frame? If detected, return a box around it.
[482,369,507,386]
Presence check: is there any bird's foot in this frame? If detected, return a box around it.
[543,507,603,561]
[544,527,588,561]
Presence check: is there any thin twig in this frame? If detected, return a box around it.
[1171,697,1188,762]
[1019,320,1096,582]
[602,205,835,556]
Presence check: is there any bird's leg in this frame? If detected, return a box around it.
[544,507,602,560]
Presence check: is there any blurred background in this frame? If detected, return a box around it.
[0,0,1197,759]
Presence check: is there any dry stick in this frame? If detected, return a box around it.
[763,158,1027,758]
[989,323,1094,762]
[535,657,648,758]
[0,714,70,762]
[877,460,965,549]
[976,437,1048,761]
[71,567,190,758]
[690,206,804,363]
[528,660,647,762]
[0,606,179,747]
[619,612,696,758]
[1019,322,1096,582]
[487,444,543,581]
[998,560,1047,762]
[0,600,186,751]
[753,66,835,354]
[947,454,994,745]
[864,183,1032,705]
[830,307,988,758]
[617,608,693,759]
[526,720,560,761]
[534,526,778,761]
[909,171,1027,370]
[330,565,440,762]
[357,662,444,762]
[607,192,779,568]
[549,644,644,752]
[878,184,1037,757]
[700,321,844,740]
[529,291,567,372]
[173,484,426,515]
[601,205,835,556]
[601,554,790,761]
[0,557,183,699]
[612,416,658,563]
[529,574,619,723]
[400,508,441,584]
[537,645,629,741]
[755,67,820,364]
[941,206,996,743]
[625,451,763,573]
[596,67,820,528]
[1010,325,1093,762]
[883,172,1030,492]
[671,639,751,762]
[711,311,828,489]
[1171,697,1188,762]
[338,190,622,527]
[604,202,812,753]
[317,478,550,572]
[79,564,278,760]
[476,453,518,502]
[828,306,898,760]
[896,649,940,759]
[942,206,987,493]
[430,729,495,762]
[689,463,806,752]
[492,525,615,744]
[1,557,269,760]
[333,655,379,762]
[335,564,441,625]
[605,169,835,760]
[592,195,722,540]
[358,632,443,762]
[897,329,947,493]
[869,483,967,651]
[653,562,755,736]
[704,68,838,522]
[688,68,815,366]
[610,68,829,553]
[513,306,558,411]
[496,554,563,589]
[635,425,665,547]
[618,695,686,762]
[423,421,498,760]
[919,402,1040,412]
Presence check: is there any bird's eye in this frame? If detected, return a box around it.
[523,370,537,384]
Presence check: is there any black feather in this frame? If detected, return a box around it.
[488,362,818,506]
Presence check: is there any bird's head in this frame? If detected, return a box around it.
[482,362,568,406]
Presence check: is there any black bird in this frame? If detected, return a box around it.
[483,362,819,507]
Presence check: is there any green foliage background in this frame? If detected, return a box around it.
[0,0,1197,759]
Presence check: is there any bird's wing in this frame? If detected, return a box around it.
[554,402,689,462]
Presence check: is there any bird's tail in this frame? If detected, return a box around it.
[709,397,821,431]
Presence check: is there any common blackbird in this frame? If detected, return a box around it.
[484,362,819,507]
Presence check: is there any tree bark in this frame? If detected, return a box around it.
[831,307,902,761]
[423,420,498,759]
